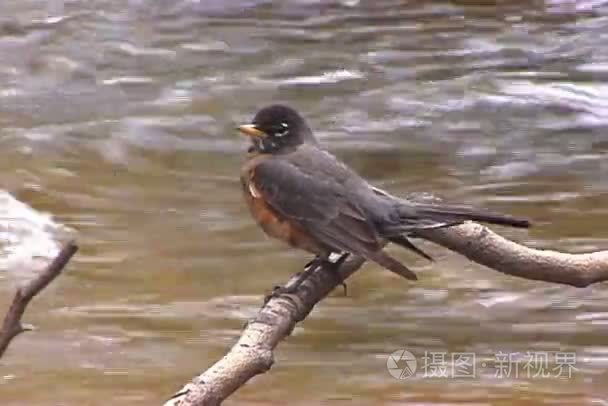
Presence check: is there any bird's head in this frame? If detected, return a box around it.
[238,104,318,154]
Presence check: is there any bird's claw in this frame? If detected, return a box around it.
[263,284,294,305]
[329,253,349,296]
[339,281,348,296]
[263,254,350,305]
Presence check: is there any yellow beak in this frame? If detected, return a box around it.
[237,124,267,138]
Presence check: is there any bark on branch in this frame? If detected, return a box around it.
[0,241,78,359]
[165,222,607,406]
[417,223,608,287]
[164,256,366,406]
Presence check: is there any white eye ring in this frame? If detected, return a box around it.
[275,123,289,137]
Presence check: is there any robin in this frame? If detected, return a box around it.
[238,104,530,292]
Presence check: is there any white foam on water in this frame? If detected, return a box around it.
[281,69,365,85]
[0,191,72,275]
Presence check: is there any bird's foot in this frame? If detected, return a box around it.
[263,284,293,305]
[262,260,323,305]
[328,253,350,296]
[335,281,348,297]
[262,254,350,305]
[304,256,323,270]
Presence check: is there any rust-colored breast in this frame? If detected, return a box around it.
[240,156,326,255]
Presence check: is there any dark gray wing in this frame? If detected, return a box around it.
[250,157,382,255]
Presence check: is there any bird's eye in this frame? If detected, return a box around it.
[274,122,289,137]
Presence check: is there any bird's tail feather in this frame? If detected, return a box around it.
[388,235,433,261]
[402,202,531,229]
[366,250,418,281]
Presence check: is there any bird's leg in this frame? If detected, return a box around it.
[295,253,349,294]
[264,253,351,304]
[286,256,324,291]
[276,253,349,296]
[328,253,350,296]
[264,256,324,304]
[304,255,323,270]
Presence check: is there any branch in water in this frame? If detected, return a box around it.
[0,241,78,359]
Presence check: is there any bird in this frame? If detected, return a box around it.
[237,104,530,292]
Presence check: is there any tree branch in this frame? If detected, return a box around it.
[416,223,608,287]
[0,241,78,359]
[164,256,366,406]
[165,222,607,405]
